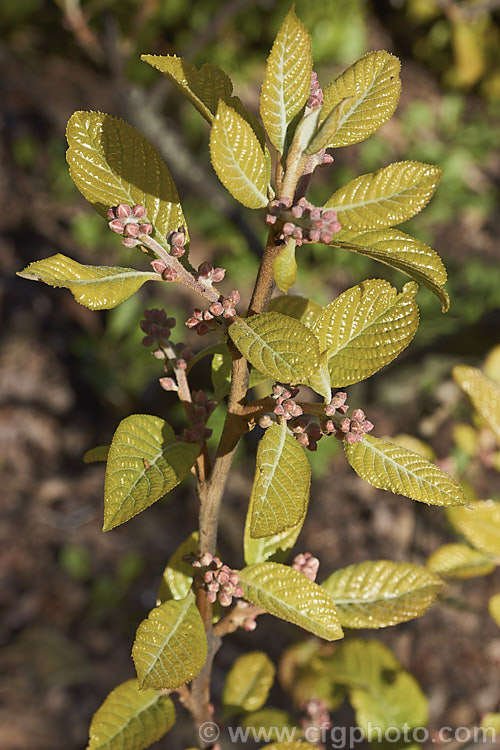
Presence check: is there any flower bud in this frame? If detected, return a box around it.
[258,415,273,429]
[163,267,178,281]
[159,377,178,391]
[212,267,226,282]
[132,204,147,218]
[198,262,214,279]
[116,203,132,219]
[125,223,140,238]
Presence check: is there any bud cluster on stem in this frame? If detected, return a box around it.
[186,290,240,335]
[266,197,342,246]
[192,553,244,607]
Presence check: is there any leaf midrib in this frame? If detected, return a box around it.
[141,596,194,682]
[91,690,166,749]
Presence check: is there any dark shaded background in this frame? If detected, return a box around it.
[1,1,500,748]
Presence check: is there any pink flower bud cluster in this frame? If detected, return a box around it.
[166,227,187,257]
[323,406,374,444]
[266,197,341,246]
[272,383,303,420]
[195,262,226,286]
[158,343,194,390]
[308,71,323,109]
[301,698,332,735]
[294,421,322,451]
[108,204,152,247]
[292,552,320,582]
[239,601,259,631]
[182,391,215,444]
[185,291,241,335]
[192,553,243,607]
[150,258,178,282]
[140,308,176,348]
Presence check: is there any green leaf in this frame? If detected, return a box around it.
[313,279,419,387]
[223,651,275,714]
[228,312,321,384]
[238,562,343,641]
[132,592,207,689]
[326,161,442,231]
[322,560,443,628]
[83,445,109,463]
[427,543,495,579]
[273,239,297,294]
[260,7,312,154]
[305,351,332,402]
[158,531,199,603]
[320,51,401,148]
[244,504,306,565]
[250,422,311,538]
[66,111,185,237]
[489,594,500,628]
[103,415,199,531]
[86,679,175,750]
[241,709,300,742]
[18,255,159,311]
[453,365,500,447]
[446,500,500,559]
[211,352,232,402]
[332,229,449,312]
[140,55,233,123]
[327,639,428,735]
[210,101,269,209]
[345,435,467,507]
[268,295,323,329]
[304,97,354,156]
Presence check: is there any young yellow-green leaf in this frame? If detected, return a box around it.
[86,679,175,750]
[320,51,401,148]
[140,55,233,122]
[313,279,419,387]
[238,562,343,641]
[304,97,354,156]
[489,594,500,628]
[326,161,442,231]
[250,422,311,538]
[389,433,436,461]
[322,560,443,628]
[327,639,428,735]
[244,500,306,565]
[228,312,320,384]
[18,255,159,311]
[268,295,323,329]
[345,435,467,507]
[158,531,199,604]
[273,238,297,294]
[241,709,300,742]
[103,415,199,531]
[83,445,109,463]
[481,712,500,734]
[446,500,500,558]
[223,651,275,714]
[333,228,449,312]
[305,351,332,403]
[210,101,269,209]
[211,352,232,402]
[427,543,495,579]
[66,111,185,237]
[260,7,312,154]
[453,365,500,447]
[132,593,207,689]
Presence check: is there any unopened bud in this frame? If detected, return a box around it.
[109,218,126,234]
[258,415,273,429]
[131,204,147,218]
[116,203,131,219]
[163,267,178,281]
[159,377,178,391]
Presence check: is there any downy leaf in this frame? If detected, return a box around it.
[210,101,269,209]
[86,679,175,750]
[222,651,275,714]
[244,501,306,565]
[313,279,419,387]
[140,55,233,122]
[260,7,312,154]
[228,312,320,384]
[158,531,199,603]
[427,543,495,579]
[18,255,159,310]
[305,351,332,403]
[446,500,500,558]
[489,594,500,628]
[238,562,343,641]
[327,639,428,735]
[132,592,207,689]
[211,352,232,402]
[333,228,449,311]
[273,238,297,294]
[320,51,401,148]
[304,97,354,156]
[83,445,109,463]
[103,415,199,531]
[326,161,442,231]
[322,560,443,628]
[268,295,323,329]
[66,111,185,237]
[453,365,500,446]
[345,435,467,507]
[250,422,311,538]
